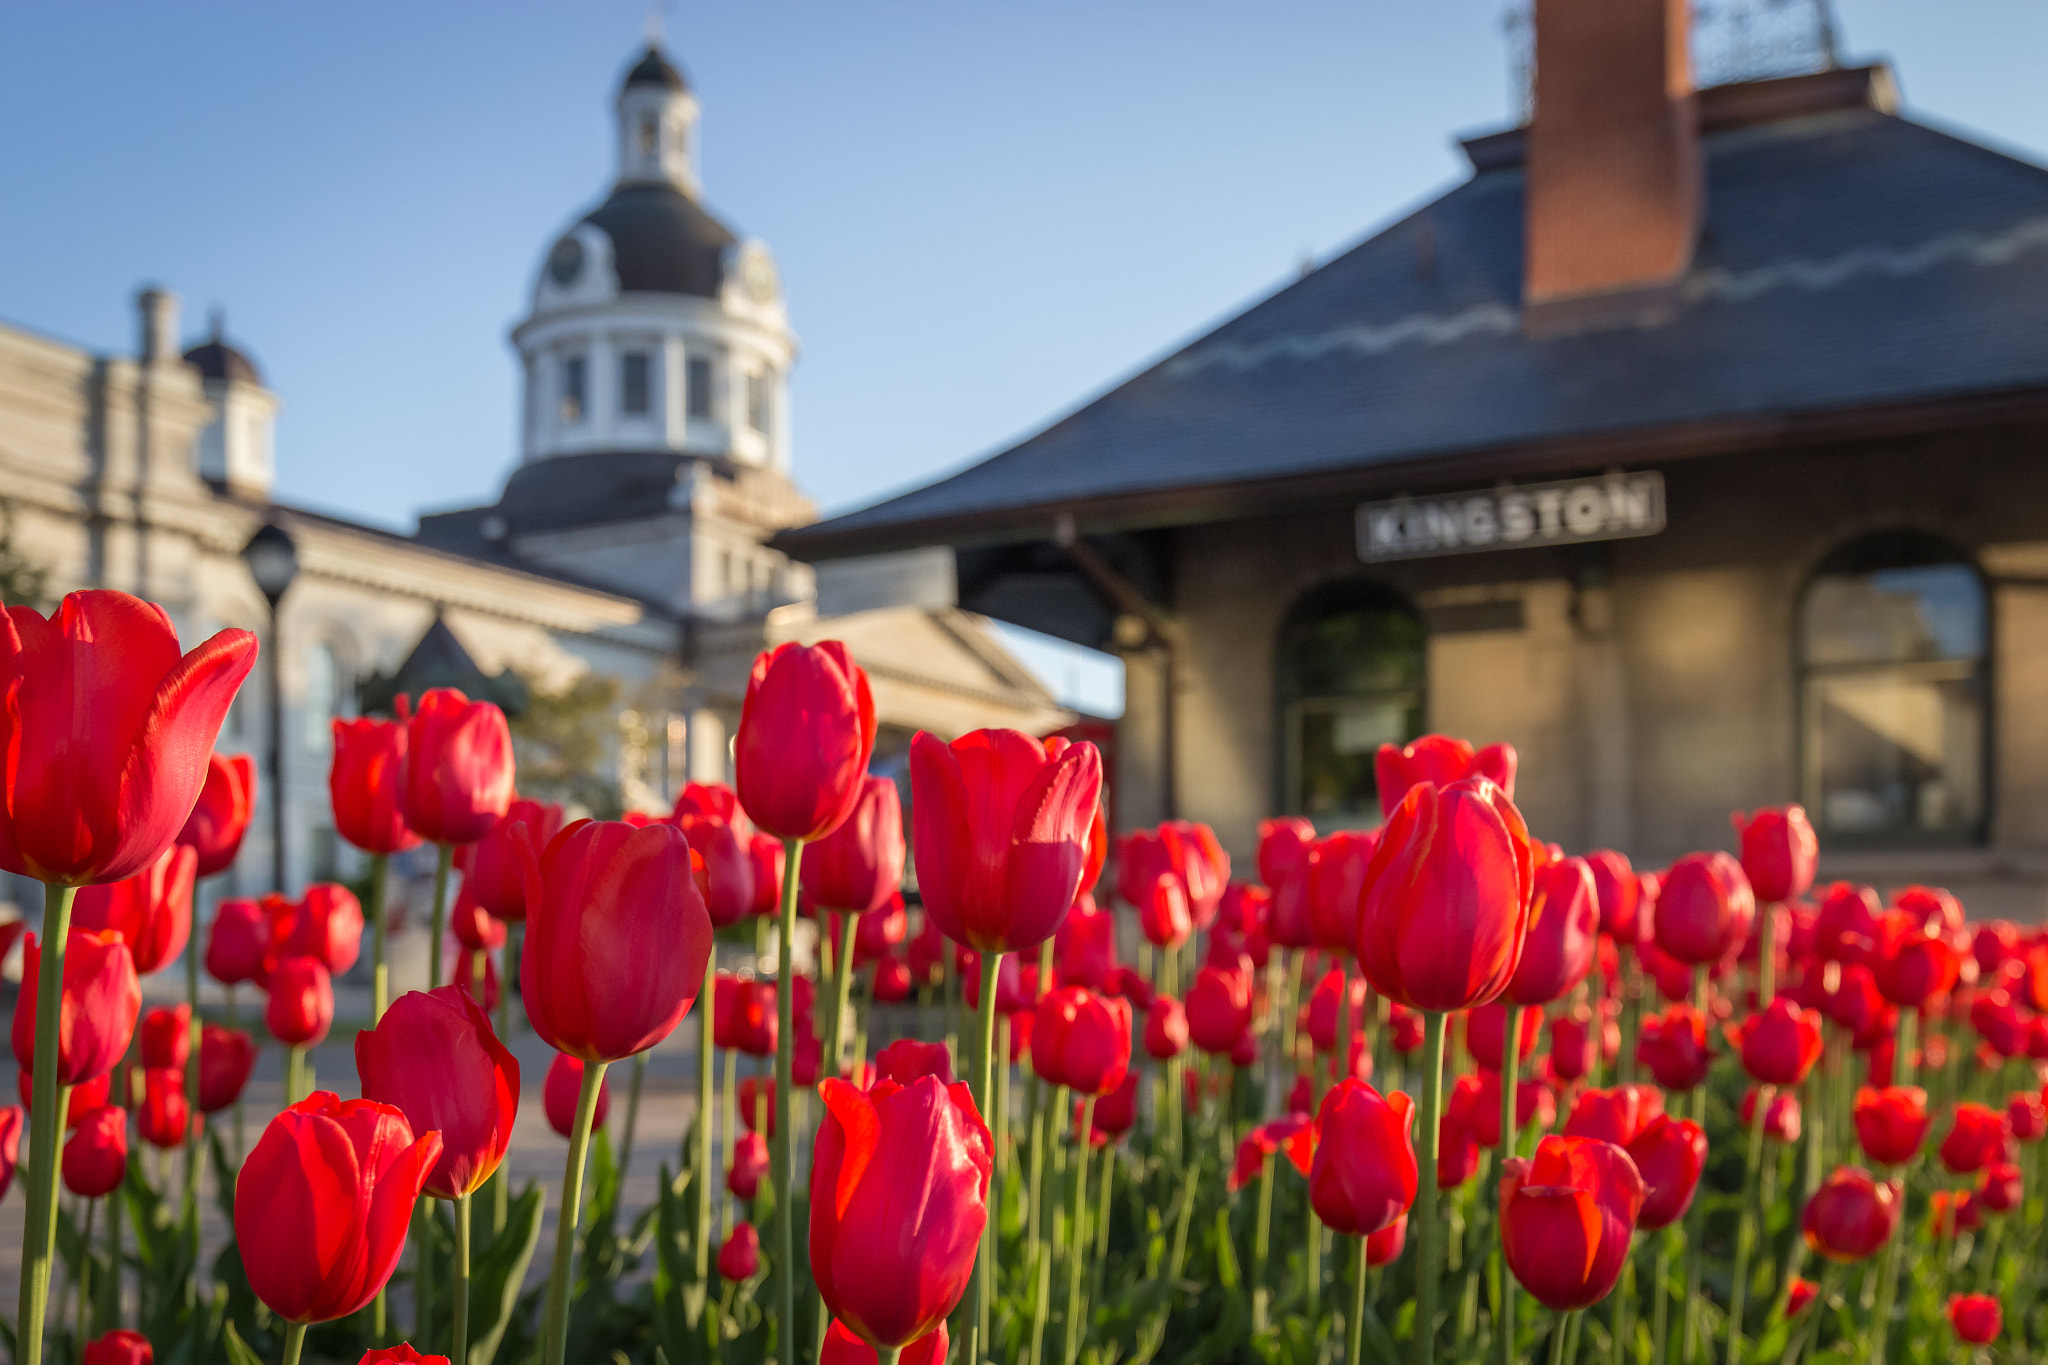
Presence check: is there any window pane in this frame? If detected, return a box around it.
[1277,589,1425,820]
[687,357,713,419]
[561,355,587,423]
[1806,665,1982,837]
[747,372,770,433]
[1291,696,1419,820]
[1803,563,1984,666]
[621,352,651,414]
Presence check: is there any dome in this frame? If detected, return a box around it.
[579,182,737,297]
[623,45,688,93]
[183,337,261,386]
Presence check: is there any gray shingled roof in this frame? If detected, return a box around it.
[781,72,2048,557]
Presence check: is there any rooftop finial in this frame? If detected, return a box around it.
[645,0,664,48]
[209,306,225,341]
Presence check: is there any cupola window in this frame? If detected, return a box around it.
[561,355,587,423]
[687,357,714,419]
[621,351,652,415]
[746,371,770,434]
[639,116,659,157]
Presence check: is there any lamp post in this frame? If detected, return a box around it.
[241,521,300,894]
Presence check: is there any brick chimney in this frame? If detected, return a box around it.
[1524,0,1701,329]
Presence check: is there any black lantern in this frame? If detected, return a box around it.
[241,521,299,891]
[241,521,300,608]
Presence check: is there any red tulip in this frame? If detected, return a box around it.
[356,984,519,1200]
[734,642,877,842]
[1972,990,2027,1057]
[873,1039,953,1088]
[727,1130,769,1199]
[746,831,786,916]
[1437,1107,1483,1189]
[1584,850,1641,944]
[1828,964,1890,1041]
[1873,913,1960,1007]
[1499,1134,1645,1310]
[81,1329,153,1365]
[358,1349,450,1365]
[71,842,195,976]
[11,929,140,1084]
[1308,831,1375,952]
[139,1004,191,1070]
[1941,1103,2012,1174]
[911,729,1103,953]
[1893,885,1963,938]
[1731,805,1817,904]
[1365,1214,1408,1267]
[801,774,905,916]
[872,956,912,1003]
[1802,1166,1901,1262]
[1309,1080,1416,1236]
[199,1025,256,1114]
[1949,1293,2002,1344]
[1563,1085,1665,1148]
[1628,1114,1707,1230]
[234,1092,441,1323]
[1214,883,1271,969]
[265,956,333,1048]
[852,895,908,967]
[2008,1090,2047,1143]
[18,1070,109,1129]
[1727,999,1823,1085]
[1084,1070,1139,1145]
[1119,821,1230,930]
[448,882,505,954]
[1136,872,1192,949]
[1374,734,1517,816]
[1654,851,1754,966]
[1739,1088,1801,1143]
[1356,777,1535,1012]
[1143,996,1189,1060]
[737,1076,777,1136]
[1506,857,1598,1005]
[1930,1188,1982,1239]
[544,1053,610,1138]
[137,1066,191,1149]
[62,1105,127,1198]
[1636,1004,1711,1091]
[1548,1011,1595,1083]
[820,1319,949,1365]
[464,798,565,922]
[176,751,257,878]
[1389,1004,1425,1053]
[718,1221,761,1281]
[1031,987,1132,1096]
[1054,895,1118,991]
[523,820,713,1062]
[1979,1160,2022,1213]
[273,882,365,975]
[1449,1069,1554,1147]
[331,710,421,856]
[1043,736,1108,897]
[1259,817,1319,951]
[1974,922,2021,976]
[402,688,513,845]
[1787,1278,1819,1317]
[205,897,270,987]
[714,975,778,1057]
[1302,969,1366,1054]
[1185,961,1254,1055]
[1853,1086,1929,1166]
[809,1076,993,1350]
[1812,883,1883,963]
[0,590,256,885]
[1464,1000,1541,1071]
[1229,1115,1315,1192]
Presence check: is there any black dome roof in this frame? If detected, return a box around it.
[624,45,687,93]
[581,182,736,298]
[183,338,261,386]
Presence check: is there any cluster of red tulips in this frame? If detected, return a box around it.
[2,587,2044,1365]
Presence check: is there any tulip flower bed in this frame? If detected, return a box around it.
[4,589,2048,1365]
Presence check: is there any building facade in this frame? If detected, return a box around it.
[784,3,2048,917]
[0,41,1064,913]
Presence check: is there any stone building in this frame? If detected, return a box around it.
[0,41,1063,910]
[782,1,2048,916]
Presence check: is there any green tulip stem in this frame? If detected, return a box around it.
[1092,1140,1115,1299]
[1063,1095,1096,1365]
[1412,1009,1448,1365]
[17,881,77,1365]
[1251,1151,1276,1335]
[1867,1197,1905,1365]
[773,837,805,1365]
[451,1191,472,1365]
[1499,1003,1527,1365]
[969,947,1005,1365]
[1682,966,1709,1365]
[1306,1192,1322,1312]
[285,1044,306,1108]
[541,1057,610,1365]
[185,914,204,1207]
[619,1052,647,1181]
[1345,1233,1371,1365]
[417,1197,434,1342]
[877,1348,903,1365]
[428,842,454,993]
[368,852,390,1021]
[280,1321,308,1365]
[1547,1309,1573,1365]
[696,949,716,1285]
[1335,959,1353,1090]
[1896,1006,1918,1096]
[1725,1083,1771,1365]
[1650,1234,1673,1365]
[1611,1239,1637,1365]
[827,908,862,1079]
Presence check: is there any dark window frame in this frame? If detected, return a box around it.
[621,350,652,415]
[1273,576,1427,824]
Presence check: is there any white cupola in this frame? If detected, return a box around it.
[183,310,278,498]
[616,45,699,194]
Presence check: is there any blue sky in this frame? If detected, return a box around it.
[5,2,2047,714]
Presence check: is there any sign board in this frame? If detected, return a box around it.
[1356,471,1665,563]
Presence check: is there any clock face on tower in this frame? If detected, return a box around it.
[739,245,778,304]
[548,236,585,286]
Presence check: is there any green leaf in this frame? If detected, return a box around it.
[221,1320,266,1365]
[466,1181,545,1365]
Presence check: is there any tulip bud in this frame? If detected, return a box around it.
[11,929,141,1086]
[177,750,258,878]
[1501,1135,1645,1310]
[1739,1087,1801,1144]
[718,1222,762,1281]
[330,711,422,856]
[198,1025,256,1115]
[139,1004,191,1070]
[735,643,879,844]
[1948,1293,2002,1345]
[205,897,271,987]
[1628,1114,1707,1230]
[1031,987,1132,1096]
[265,956,334,1049]
[137,1066,192,1149]
[1852,1086,1930,1167]
[1802,1166,1901,1262]
[1563,1085,1665,1148]
[403,688,514,845]
[62,1105,127,1199]
[1309,1080,1416,1236]
[1654,851,1755,966]
[1940,1102,2013,1174]
[1184,963,1253,1056]
[1636,1004,1711,1092]
[357,985,520,1200]
[1727,998,1824,1085]
[1505,857,1599,1005]
[1731,804,1818,904]
[81,1330,154,1365]
[728,1130,769,1200]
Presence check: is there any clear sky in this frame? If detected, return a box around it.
[5,2,2047,713]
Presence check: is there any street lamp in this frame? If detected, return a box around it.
[241,521,299,893]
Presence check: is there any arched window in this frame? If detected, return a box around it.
[1798,531,1987,843]
[303,640,351,752]
[1276,579,1426,822]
